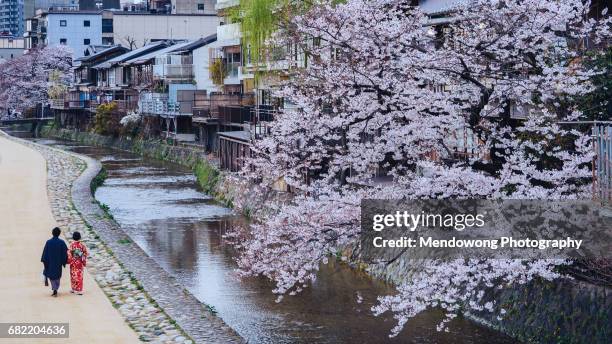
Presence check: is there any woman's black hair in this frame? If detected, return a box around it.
[72,231,81,241]
[52,227,61,237]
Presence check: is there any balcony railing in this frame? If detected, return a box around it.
[192,94,255,118]
[251,121,273,140]
[67,100,88,108]
[139,100,180,115]
[49,98,66,109]
[153,64,194,80]
[250,107,277,140]
[50,97,99,110]
[105,100,139,111]
[217,105,277,126]
[218,106,252,124]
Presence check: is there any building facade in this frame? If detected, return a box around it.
[109,11,219,49]
[0,35,24,61]
[0,0,24,36]
[171,0,215,15]
[22,1,80,36]
[24,10,102,58]
[79,0,119,10]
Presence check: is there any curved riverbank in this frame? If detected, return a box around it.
[1,131,243,344]
[40,127,268,216]
[0,131,139,343]
[69,145,244,343]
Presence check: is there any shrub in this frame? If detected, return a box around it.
[91,102,121,136]
[210,59,227,85]
[119,112,142,138]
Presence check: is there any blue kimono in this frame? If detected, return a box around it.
[41,237,68,280]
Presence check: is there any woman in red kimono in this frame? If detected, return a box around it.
[67,231,88,295]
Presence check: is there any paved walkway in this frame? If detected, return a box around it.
[0,134,140,343]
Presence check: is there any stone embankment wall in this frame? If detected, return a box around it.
[470,278,610,343]
[42,127,281,219]
[42,128,210,168]
[363,240,610,343]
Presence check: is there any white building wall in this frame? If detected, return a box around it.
[0,37,25,62]
[112,14,219,49]
[192,43,219,94]
[216,22,240,46]
[46,13,102,58]
[171,0,216,15]
[0,47,23,61]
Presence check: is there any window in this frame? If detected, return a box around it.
[102,19,113,33]
[197,3,204,10]
[84,38,90,45]
[83,20,90,27]
[59,38,67,45]
[60,20,66,27]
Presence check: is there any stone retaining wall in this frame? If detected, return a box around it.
[42,127,211,169]
[469,278,610,343]
[364,245,610,343]
[42,127,275,217]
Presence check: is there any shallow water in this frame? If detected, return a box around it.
[34,138,518,344]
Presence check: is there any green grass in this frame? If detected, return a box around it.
[193,159,220,195]
[96,201,115,220]
[90,167,108,194]
[204,304,218,315]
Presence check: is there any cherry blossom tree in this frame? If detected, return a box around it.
[0,46,72,119]
[230,0,610,336]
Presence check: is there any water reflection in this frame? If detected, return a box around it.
[36,138,518,344]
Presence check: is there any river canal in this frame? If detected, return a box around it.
[33,137,517,344]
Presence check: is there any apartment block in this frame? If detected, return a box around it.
[0,0,24,36]
[24,9,102,58]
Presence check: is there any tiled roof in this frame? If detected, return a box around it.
[75,45,127,62]
[92,41,169,69]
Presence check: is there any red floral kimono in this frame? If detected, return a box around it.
[68,241,88,292]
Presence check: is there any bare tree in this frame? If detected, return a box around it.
[124,36,137,50]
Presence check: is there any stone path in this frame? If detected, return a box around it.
[1,132,244,343]
[0,132,139,343]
